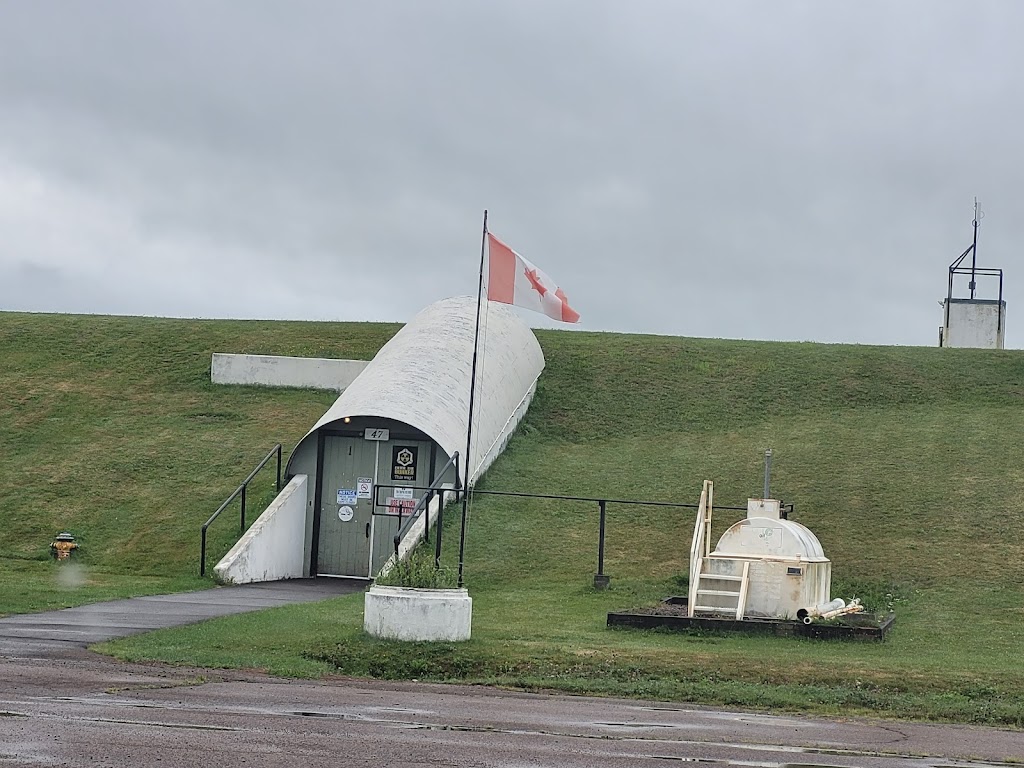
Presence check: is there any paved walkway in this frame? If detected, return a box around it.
[0,578,367,657]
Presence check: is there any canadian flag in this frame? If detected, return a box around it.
[486,233,580,323]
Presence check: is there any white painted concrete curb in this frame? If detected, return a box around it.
[363,585,472,642]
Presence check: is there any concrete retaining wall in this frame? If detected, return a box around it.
[211,353,368,391]
[214,475,309,584]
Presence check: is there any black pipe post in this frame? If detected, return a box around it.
[200,529,207,577]
[437,454,457,569]
[240,484,247,532]
[594,500,610,590]
[434,491,444,569]
[424,491,431,549]
[998,269,1005,333]
[276,444,282,491]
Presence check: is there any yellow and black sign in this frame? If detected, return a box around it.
[391,445,418,481]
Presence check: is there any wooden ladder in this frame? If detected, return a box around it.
[691,560,750,620]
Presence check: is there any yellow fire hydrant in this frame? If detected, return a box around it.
[50,532,78,561]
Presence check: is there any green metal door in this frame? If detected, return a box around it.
[317,435,378,577]
[370,440,433,575]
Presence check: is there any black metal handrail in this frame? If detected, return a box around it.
[200,443,283,577]
[373,469,790,587]
[463,488,792,589]
[388,452,460,568]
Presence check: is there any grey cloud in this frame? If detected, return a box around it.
[1,1,1023,346]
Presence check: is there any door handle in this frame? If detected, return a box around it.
[365,522,370,538]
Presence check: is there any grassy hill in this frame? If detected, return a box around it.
[4,311,1024,725]
[1,313,395,611]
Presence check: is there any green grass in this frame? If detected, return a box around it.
[0,312,394,614]
[6,311,1024,725]
[1,559,211,616]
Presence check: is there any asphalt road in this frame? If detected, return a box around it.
[2,654,1023,768]
[2,581,1022,767]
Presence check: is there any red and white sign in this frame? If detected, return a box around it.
[486,233,580,323]
[386,498,418,516]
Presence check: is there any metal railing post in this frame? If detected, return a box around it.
[435,490,444,569]
[200,527,208,577]
[240,484,247,532]
[594,500,609,589]
[276,444,282,491]
[424,490,432,549]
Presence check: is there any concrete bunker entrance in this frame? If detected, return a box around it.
[211,296,546,586]
[310,417,442,578]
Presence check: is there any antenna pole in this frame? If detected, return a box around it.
[970,198,980,299]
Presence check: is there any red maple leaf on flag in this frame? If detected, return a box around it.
[486,231,579,323]
[524,267,547,297]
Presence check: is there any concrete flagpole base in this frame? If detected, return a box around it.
[363,585,473,642]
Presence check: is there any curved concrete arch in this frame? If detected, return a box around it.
[287,296,545,486]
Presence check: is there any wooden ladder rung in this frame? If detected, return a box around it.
[696,589,741,597]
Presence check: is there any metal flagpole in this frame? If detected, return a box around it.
[457,209,488,588]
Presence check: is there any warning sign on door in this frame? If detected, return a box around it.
[391,445,418,481]
[356,477,373,499]
[386,498,418,516]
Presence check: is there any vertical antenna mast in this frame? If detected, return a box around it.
[970,197,981,299]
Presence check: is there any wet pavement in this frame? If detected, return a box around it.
[2,579,1023,766]
[2,657,1023,767]
[0,578,366,657]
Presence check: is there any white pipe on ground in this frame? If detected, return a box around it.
[817,598,863,622]
[796,598,845,623]
[802,598,863,624]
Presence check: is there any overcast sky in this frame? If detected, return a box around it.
[1,1,1022,346]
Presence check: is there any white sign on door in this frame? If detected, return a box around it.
[338,506,354,522]
[364,428,390,441]
[393,487,414,500]
[356,477,373,499]
[337,489,358,505]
